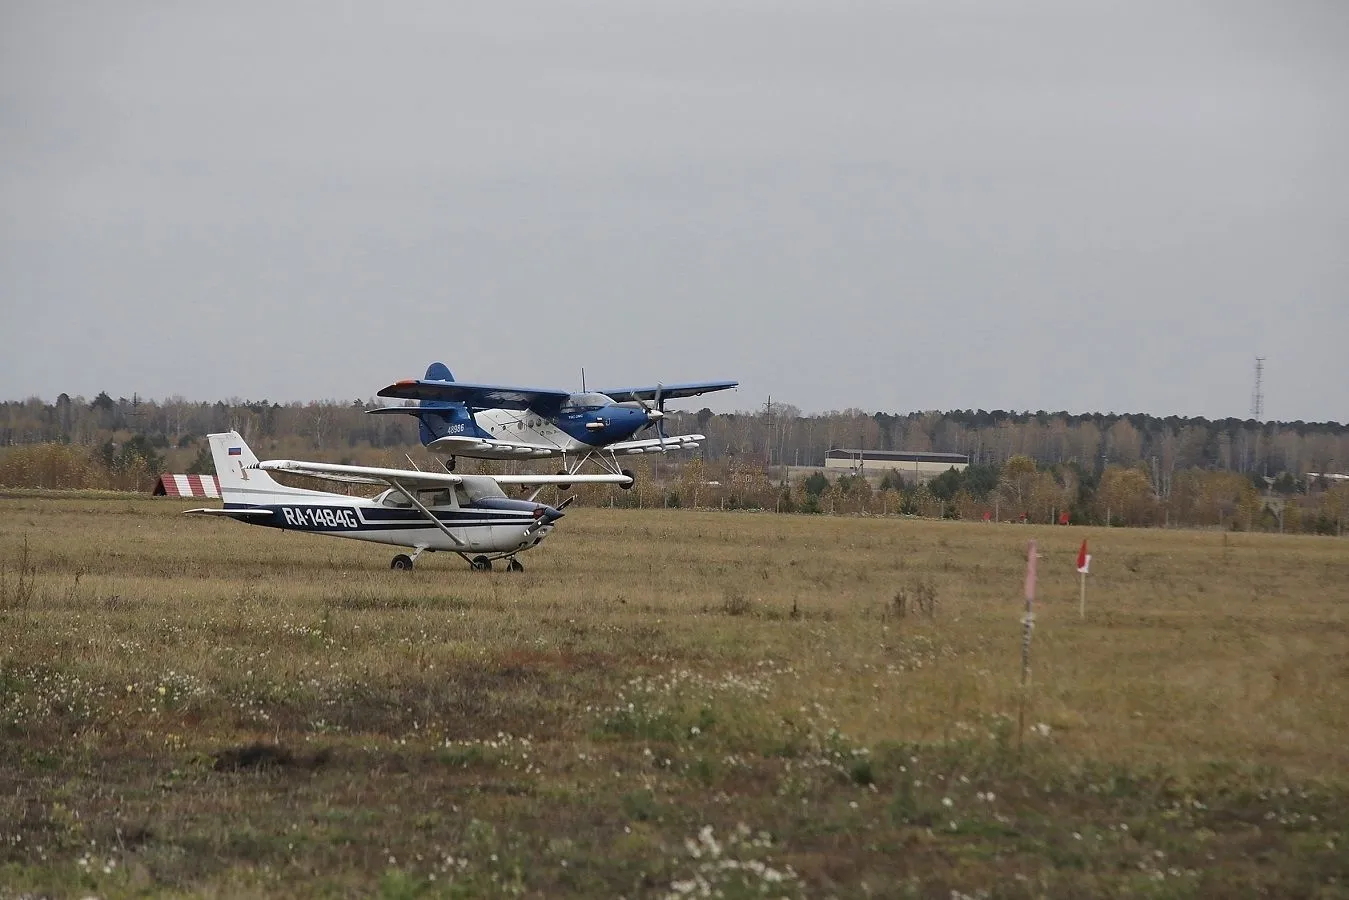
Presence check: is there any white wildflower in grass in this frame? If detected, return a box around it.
[664,825,804,900]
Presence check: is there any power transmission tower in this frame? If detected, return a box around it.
[1249,356,1267,478]
[1251,357,1265,421]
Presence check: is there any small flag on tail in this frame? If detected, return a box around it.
[228,447,242,456]
[1076,539,1091,574]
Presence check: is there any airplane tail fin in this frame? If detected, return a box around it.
[367,361,476,447]
[424,362,454,382]
[415,363,461,444]
[207,431,283,501]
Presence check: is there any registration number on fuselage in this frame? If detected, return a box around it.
[280,506,361,529]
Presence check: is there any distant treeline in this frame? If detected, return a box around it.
[1,393,1346,533]
[2,392,1345,474]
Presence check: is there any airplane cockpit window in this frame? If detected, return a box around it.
[420,489,453,507]
[461,477,507,502]
[562,392,615,412]
[382,490,412,508]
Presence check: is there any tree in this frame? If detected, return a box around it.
[1098,465,1156,526]
[116,434,165,475]
[185,444,214,475]
[963,463,1000,500]
[1271,472,1300,495]
[928,466,963,501]
[679,458,706,508]
[998,455,1039,512]
[878,469,906,493]
[802,472,830,497]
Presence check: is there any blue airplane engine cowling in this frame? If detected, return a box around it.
[555,404,651,446]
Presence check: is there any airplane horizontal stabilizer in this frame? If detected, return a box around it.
[183,507,275,518]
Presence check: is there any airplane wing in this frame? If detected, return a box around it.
[603,433,704,454]
[596,380,738,404]
[426,435,561,459]
[491,473,633,485]
[376,379,571,414]
[257,460,629,487]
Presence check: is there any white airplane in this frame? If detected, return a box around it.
[370,363,737,485]
[183,431,630,571]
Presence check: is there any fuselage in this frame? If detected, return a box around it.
[227,482,558,555]
[445,398,653,459]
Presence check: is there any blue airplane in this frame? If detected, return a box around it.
[371,363,737,485]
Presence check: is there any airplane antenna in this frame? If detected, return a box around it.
[581,367,586,392]
[405,454,422,472]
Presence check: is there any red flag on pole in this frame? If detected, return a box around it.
[1075,539,1091,574]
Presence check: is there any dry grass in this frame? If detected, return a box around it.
[1,496,1347,897]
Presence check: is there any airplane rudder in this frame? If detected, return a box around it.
[425,362,454,382]
[418,416,441,446]
[207,431,278,494]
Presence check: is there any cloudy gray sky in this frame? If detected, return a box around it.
[2,1,1346,420]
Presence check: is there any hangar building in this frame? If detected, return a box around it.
[824,449,969,483]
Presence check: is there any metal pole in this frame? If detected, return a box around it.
[1018,540,1037,747]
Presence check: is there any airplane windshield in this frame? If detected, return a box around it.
[562,392,614,411]
[460,477,507,502]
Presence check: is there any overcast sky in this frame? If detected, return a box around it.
[2,1,1346,420]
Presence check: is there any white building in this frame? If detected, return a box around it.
[824,449,969,483]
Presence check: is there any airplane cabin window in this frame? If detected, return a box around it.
[562,392,615,412]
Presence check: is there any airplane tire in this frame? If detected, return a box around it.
[506,559,524,573]
[471,555,493,572]
[391,554,414,571]
[555,471,572,491]
[620,468,635,489]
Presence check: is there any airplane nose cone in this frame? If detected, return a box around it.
[538,505,564,524]
[645,408,665,423]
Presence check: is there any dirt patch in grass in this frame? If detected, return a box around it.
[212,742,331,773]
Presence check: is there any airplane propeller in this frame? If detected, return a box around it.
[636,383,668,450]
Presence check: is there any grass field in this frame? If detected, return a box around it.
[1,495,1347,898]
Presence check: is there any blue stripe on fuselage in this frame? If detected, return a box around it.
[223,503,533,532]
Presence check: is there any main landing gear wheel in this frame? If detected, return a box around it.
[470,555,493,572]
[620,468,635,489]
[556,471,572,491]
[506,559,524,573]
[391,554,414,571]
